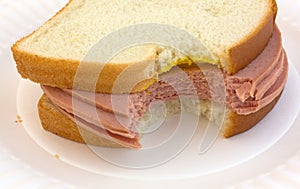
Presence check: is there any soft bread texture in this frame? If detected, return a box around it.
[38,92,281,147]
[12,0,277,93]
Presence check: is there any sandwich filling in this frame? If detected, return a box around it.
[41,26,288,148]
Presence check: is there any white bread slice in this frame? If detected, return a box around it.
[12,0,277,93]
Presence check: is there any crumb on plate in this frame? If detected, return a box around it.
[15,115,23,123]
[54,154,59,159]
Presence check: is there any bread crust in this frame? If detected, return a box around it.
[222,92,281,138]
[222,0,277,74]
[12,0,278,93]
[38,92,282,147]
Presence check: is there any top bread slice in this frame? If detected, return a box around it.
[12,0,277,93]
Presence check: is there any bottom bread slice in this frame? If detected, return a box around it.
[38,92,281,148]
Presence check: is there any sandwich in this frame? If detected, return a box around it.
[11,0,288,148]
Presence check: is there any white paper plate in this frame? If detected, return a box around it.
[1,0,300,188]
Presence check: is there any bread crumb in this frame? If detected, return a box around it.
[15,115,23,123]
[54,154,59,159]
